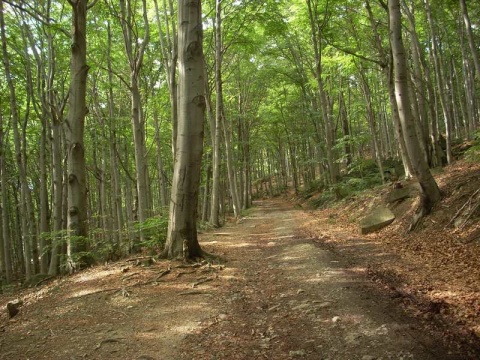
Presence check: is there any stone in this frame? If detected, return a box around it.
[289,349,306,357]
[7,299,23,318]
[359,206,395,234]
[384,187,410,204]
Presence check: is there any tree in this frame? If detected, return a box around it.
[65,0,97,271]
[0,0,36,279]
[460,0,480,81]
[117,0,151,230]
[162,0,206,259]
[389,0,441,228]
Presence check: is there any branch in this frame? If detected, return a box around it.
[96,65,131,90]
[3,0,53,25]
[377,0,388,12]
[87,0,100,10]
[325,39,387,68]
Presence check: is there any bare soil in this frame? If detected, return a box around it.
[1,162,480,359]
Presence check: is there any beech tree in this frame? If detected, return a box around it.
[162,0,206,259]
[389,0,441,227]
[65,0,97,271]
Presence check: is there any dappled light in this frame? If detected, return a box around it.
[73,270,118,284]
[1,0,479,357]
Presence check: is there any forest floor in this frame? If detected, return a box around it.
[1,161,480,359]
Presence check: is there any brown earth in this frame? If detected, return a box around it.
[1,162,480,359]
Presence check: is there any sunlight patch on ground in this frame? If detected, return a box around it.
[69,287,110,299]
[249,232,275,237]
[171,322,200,334]
[429,290,460,299]
[73,269,117,283]
[264,235,296,241]
[221,241,256,248]
[201,240,219,245]
[281,255,303,261]
[300,269,356,284]
[53,303,80,316]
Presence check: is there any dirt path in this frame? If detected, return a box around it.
[0,199,474,359]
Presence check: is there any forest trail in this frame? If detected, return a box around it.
[0,199,476,359]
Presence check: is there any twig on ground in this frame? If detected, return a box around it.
[192,277,214,288]
[94,338,125,350]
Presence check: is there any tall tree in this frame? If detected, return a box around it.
[305,0,338,185]
[389,0,441,228]
[0,99,12,283]
[65,0,96,271]
[162,0,206,259]
[0,0,35,279]
[460,0,480,81]
[117,0,151,230]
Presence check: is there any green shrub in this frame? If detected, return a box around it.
[134,213,169,251]
[465,131,480,162]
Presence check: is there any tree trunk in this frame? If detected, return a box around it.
[306,0,338,185]
[215,0,241,218]
[154,110,168,208]
[106,21,123,254]
[65,0,93,271]
[118,0,151,230]
[425,0,453,164]
[0,99,12,283]
[153,0,178,157]
[460,0,480,81]
[0,0,35,279]
[163,0,206,259]
[389,0,441,226]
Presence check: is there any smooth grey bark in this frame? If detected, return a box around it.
[22,15,51,274]
[365,0,413,179]
[154,110,168,208]
[163,0,206,259]
[424,0,453,164]
[306,0,338,185]
[0,0,34,279]
[106,21,124,253]
[215,0,241,218]
[205,64,221,226]
[358,68,385,184]
[402,1,443,167]
[153,0,178,157]
[119,0,151,229]
[460,0,480,81]
[210,56,222,226]
[47,31,67,275]
[0,99,12,283]
[389,0,441,225]
[65,0,94,271]
[402,2,430,165]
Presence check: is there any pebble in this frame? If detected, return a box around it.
[332,316,341,323]
[217,314,228,321]
[289,349,306,357]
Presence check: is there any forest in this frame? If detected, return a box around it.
[0,0,479,285]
